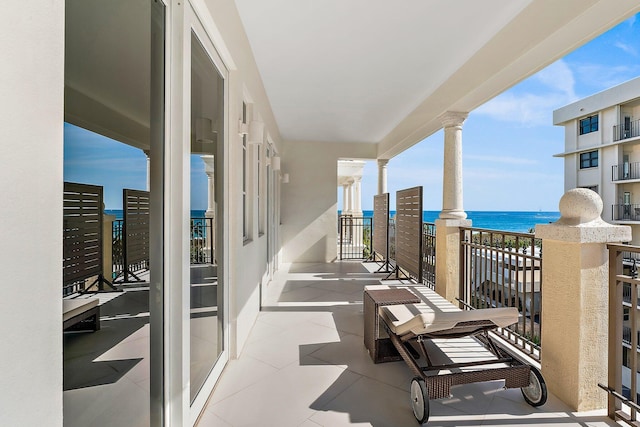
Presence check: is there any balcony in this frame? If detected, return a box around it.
[613,119,640,142]
[612,162,640,181]
[612,204,640,222]
[200,261,617,426]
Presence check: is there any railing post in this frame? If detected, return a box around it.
[103,211,116,282]
[435,218,471,304]
[536,189,631,412]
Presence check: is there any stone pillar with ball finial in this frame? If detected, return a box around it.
[536,188,631,411]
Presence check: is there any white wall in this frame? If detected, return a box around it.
[0,3,65,426]
[281,141,376,263]
[200,0,285,356]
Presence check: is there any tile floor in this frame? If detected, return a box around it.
[200,261,619,427]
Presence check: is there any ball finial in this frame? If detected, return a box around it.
[558,188,602,224]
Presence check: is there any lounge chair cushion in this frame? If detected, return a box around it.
[380,303,518,336]
[63,298,99,323]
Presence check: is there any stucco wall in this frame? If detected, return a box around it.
[281,141,375,263]
[0,3,65,426]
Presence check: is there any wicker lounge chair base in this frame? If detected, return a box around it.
[375,288,547,425]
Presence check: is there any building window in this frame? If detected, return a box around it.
[242,102,248,241]
[580,150,598,169]
[580,185,598,194]
[579,115,598,135]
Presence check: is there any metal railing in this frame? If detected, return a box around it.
[612,204,640,222]
[422,222,436,289]
[112,219,124,280]
[190,217,214,264]
[612,163,640,181]
[389,218,396,261]
[614,119,640,142]
[338,215,373,260]
[605,243,640,424]
[460,227,542,360]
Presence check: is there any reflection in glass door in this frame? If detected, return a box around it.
[189,33,225,403]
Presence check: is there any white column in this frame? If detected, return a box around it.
[377,159,388,195]
[353,176,362,215]
[346,179,354,215]
[201,155,215,217]
[144,150,151,191]
[439,111,468,220]
[342,184,348,215]
[353,176,363,247]
[201,155,216,264]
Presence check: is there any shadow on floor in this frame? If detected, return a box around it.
[63,289,149,391]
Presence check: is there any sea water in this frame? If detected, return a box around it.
[361,210,560,233]
[107,209,560,234]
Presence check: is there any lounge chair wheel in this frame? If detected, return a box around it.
[410,377,429,424]
[521,366,547,407]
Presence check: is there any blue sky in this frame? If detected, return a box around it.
[65,13,640,211]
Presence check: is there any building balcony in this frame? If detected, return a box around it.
[613,119,640,142]
[612,204,640,222]
[612,162,640,181]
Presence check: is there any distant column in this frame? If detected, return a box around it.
[439,111,468,220]
[342,184,348,214]
[377,159,389,195]
[144,150,151,191]
[354,177,362,215]
[201,155,215,217]
[201,155,215,263]
[345,179,354,215]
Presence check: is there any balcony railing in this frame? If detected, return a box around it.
[422,222,436,289]
[338,215,373,260]
[604,243,640,424]
[111,217,214,281]
[614,119,640,142]
[612,162,640,181]
[612,204,640,221]
[190,217,215,264]
[460,227,542,360]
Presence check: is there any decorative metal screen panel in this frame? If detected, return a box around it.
[123,189,150,270]
[395,186,423,282]
[63,182,104,288]
[373,193,390,261]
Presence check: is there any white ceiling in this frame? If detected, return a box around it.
[234,0,640,157]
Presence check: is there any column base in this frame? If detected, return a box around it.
[439,209,467,220]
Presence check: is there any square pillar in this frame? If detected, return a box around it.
[536,188,631,411]
[435,218,471,304]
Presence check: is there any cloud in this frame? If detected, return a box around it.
[474,91,570,126]
[614,41,637,56]
[573,63,640,90]
[474,60,577,126]
[533,60,576,98]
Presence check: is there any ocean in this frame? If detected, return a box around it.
[107,209,560,234]
[359,210,561,233]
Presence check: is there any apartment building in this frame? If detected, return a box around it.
[554,77,640,244]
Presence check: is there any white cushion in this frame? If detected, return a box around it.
[63,298,98,322]
[380,303,518,336]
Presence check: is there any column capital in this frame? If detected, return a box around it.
[201,154,215,175]
[377,158,389,167]
[438,111,468,128]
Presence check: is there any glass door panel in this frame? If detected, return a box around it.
[189,32,224,403]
